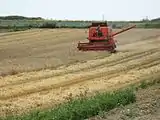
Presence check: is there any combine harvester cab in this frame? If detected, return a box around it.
[77,22,136,53]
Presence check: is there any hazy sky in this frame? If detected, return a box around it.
[0,0,159,21]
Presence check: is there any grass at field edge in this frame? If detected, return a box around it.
[1,78,159,120]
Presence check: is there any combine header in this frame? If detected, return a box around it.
[77,22,136,53]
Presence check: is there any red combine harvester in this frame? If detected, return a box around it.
[77,22,136,53]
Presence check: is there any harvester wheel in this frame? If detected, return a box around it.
[110,49,117,53]
[109,46,116,53]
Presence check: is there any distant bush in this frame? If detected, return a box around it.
[151,18,160,22]
[39,22,57,28]
[0,16,43,20]
[144,23,160,28]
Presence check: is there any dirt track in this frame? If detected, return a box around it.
[89,83,160,120]
[0,28,160,116]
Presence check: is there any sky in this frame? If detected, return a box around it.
[0,0,159,21]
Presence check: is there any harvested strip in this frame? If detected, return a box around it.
[0,48,158,88]
[0,62,160,117]
[0,51,159,99]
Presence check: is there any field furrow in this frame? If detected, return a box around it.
[1,61,160,116]
[0,48,160,100]
[0,47,158,88]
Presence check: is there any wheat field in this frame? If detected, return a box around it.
[0,28,160,116]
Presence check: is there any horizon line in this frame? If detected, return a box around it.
[0,14,159,21]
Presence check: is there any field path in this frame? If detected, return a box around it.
[0,28,160,116]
